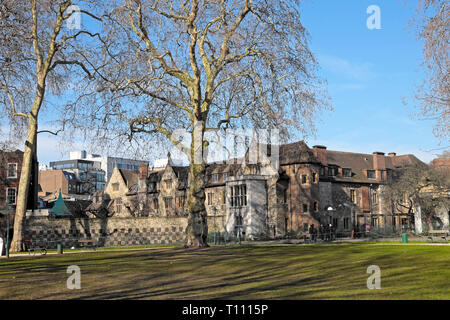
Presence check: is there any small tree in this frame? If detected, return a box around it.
[67,0,331,247]
[0,0,102,251]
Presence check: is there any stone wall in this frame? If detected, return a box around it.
[24,216,188,249]
[23,215,230,249]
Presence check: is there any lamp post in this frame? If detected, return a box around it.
[212,206,217,245]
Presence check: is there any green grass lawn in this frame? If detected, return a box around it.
[0,243,449,300]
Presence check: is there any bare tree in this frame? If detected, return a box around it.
[382,165,450,228]
[67,0,331,247]
[0,0,102,251]
[410,0,449,140]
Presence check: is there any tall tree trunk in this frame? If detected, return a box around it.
[185,162,208,247]
[10,117,37,252]
[184,122,209,247]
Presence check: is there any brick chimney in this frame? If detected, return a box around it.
[313,145,327,166]
[388,152,396,157]
[372,152,386,170]
[138,163,148,179]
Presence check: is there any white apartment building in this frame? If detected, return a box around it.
[69,150,149,182]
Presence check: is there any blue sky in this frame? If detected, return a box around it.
[36,0,447,165]
[300,0,447,163]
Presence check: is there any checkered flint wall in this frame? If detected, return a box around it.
[23,217,188,249]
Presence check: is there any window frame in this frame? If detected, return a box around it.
[302,203,308,213]
[6,187,17,205]
[342,168,352,178]
[7,163,18,179]
[350,189,357,204]
[301,174,307,184]
[367,170,376,179]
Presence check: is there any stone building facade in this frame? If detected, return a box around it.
[88,141,429,240]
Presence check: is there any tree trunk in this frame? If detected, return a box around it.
[10,117,37,252]
[185,162,208,247]
[184,122,209,248]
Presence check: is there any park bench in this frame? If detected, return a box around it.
[78,239,98,250]
[427,230,448,242]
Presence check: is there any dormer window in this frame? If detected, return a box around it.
[328,167,336,177]
[343,168,352,178]
[320,167,325,176]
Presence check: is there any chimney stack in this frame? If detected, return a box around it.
[388,152,396,157]
[138,163,148,179]
[373,152,386,171]
[313,145,327,166]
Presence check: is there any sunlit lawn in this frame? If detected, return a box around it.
[0,244,449,299]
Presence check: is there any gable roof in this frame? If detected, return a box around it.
[278,141,320,165]
[118,169,139,187]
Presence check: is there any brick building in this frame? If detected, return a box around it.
[0,150,23,212]
[1,149,38,239]
[89,141,429,240]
